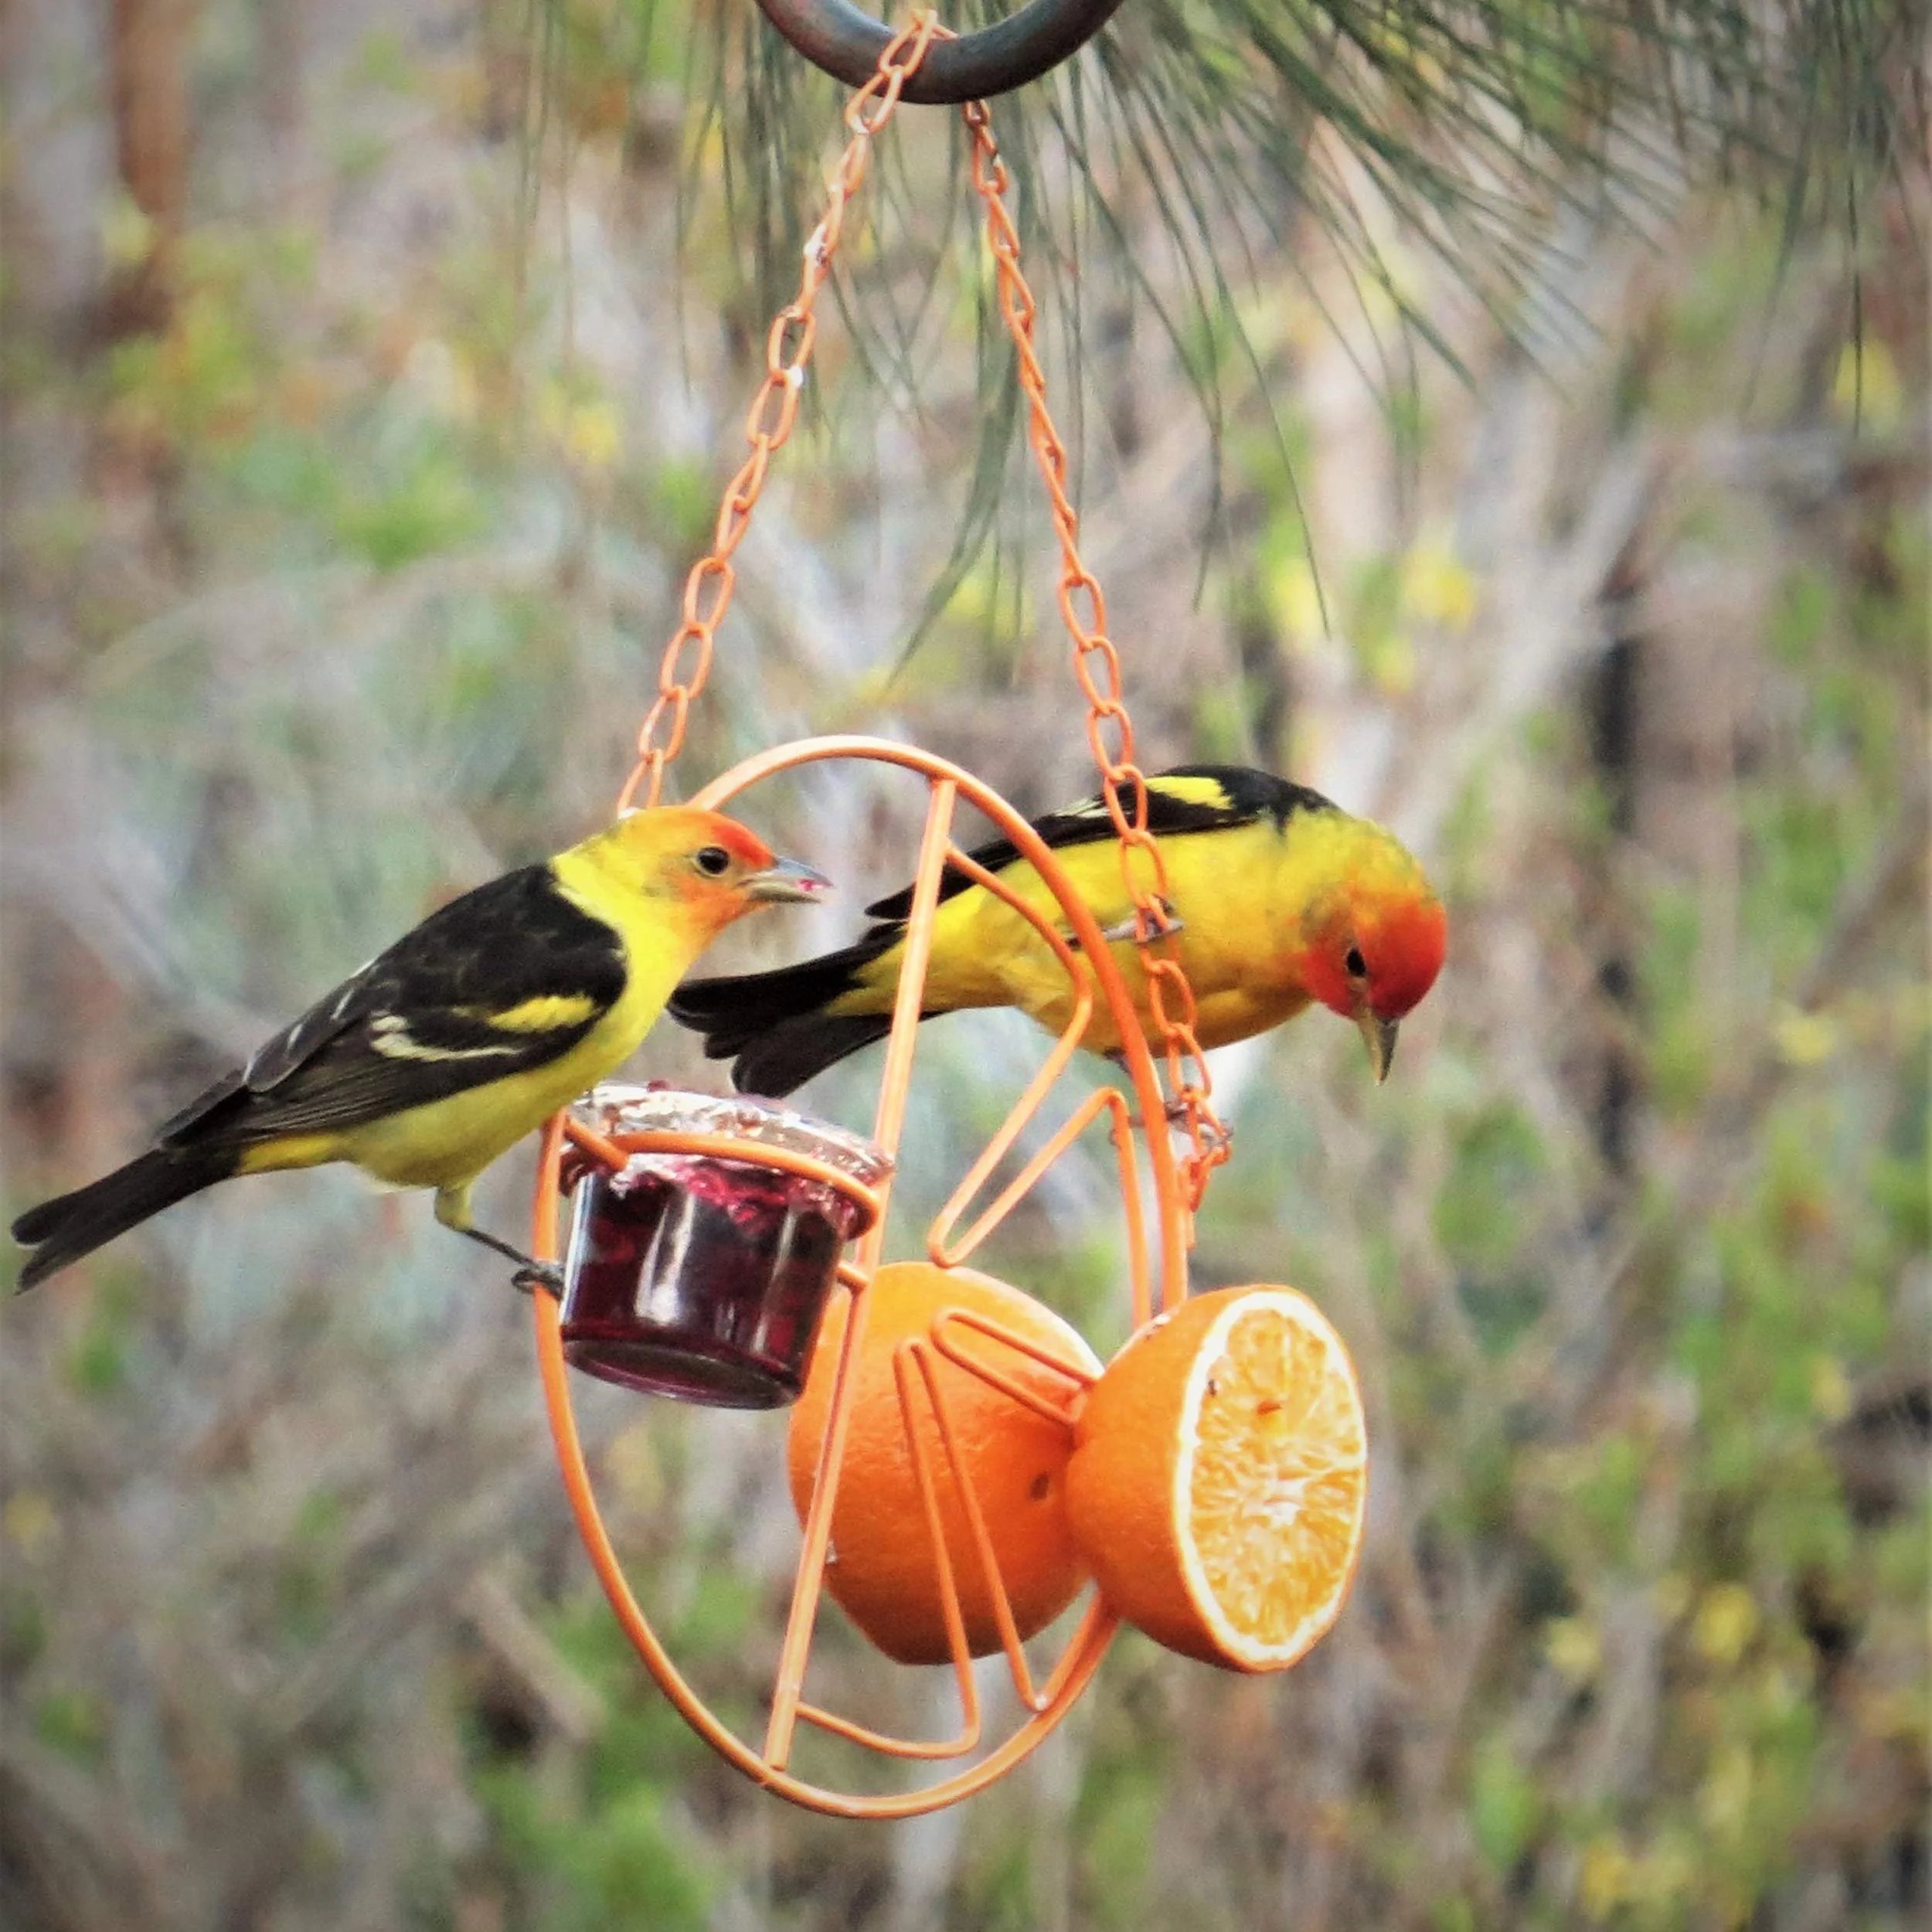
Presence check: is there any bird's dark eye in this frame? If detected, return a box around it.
[1345,945,1368,979]
[694,845,732,878]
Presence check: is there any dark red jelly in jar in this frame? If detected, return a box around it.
[558,1089,886,1407]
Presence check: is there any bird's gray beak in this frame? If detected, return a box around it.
[744,855,833,904]
[1357,1011,1399,1083]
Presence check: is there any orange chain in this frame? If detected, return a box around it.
[958,99,1231,1209]
[616,13,1229,1208]
[616,11,945,814]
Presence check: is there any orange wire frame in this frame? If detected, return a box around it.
[521,12,1220,1822]
[529,737,1192,1816]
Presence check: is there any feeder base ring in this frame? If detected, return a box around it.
[533,736,1186,1815]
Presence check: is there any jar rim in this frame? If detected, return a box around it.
[571,1082,894,1187]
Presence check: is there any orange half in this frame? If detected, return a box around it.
[1064,1285,1368,1672]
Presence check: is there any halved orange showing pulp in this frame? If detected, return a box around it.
[1064,1285,1367,1672]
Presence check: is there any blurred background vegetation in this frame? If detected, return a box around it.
[2,2,1926,1928]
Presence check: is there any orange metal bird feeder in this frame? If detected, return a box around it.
[525,10,1355,1818]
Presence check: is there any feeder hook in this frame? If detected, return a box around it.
[753,0,1124,102]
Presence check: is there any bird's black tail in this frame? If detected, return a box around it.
[668,930,905,1097]
[12,1144,238,1291]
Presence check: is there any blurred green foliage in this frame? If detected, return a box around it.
[1,3,1924,1930]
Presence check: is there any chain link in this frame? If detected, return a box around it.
[959,98,1232,1210]
[617,11,945,813]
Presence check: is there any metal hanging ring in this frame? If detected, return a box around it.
[753,0,1124,102]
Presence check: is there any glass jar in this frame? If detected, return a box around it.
[558,1084,890,1409]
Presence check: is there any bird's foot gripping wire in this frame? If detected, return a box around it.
[1166,1102,1232,1161]
[451,1219,563,1298]
[1111,1085,1227,1141]
[512,1262,564,1301]
[1101,900,1184,945]
[1078,901,1185,950]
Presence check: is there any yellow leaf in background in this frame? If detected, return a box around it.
[3,1490,56,1559]
[1368,629,1417,696]
[1692,1582,1758,1665]
[564,400,621,470]
[1281,291,1326,356]
[536,379,621,469]
[1808,1353,1853,1423]
[1545,1614,1601,1683]
[1698,1743,1753,1835]
[100,192,156,269]
[1632,1837,1698,1910]
[1233,287,1295,357]
[1773,1004,1838,1066]
[1402,536,1479,631]
[1832,338,1904,434]
[846,665,896,712]
[1356,277,1400,335]
[1580,1835,1633,1917]
[1651,1572,1692,1622]
[1267,553,1325,643]
[937,564,1027,639]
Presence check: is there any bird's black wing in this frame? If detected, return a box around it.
[863,765,1333,921]
[157,866,628,1148]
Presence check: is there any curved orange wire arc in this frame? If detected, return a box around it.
[759,772,960,1767]
[926,1307,1096,1427]
[530,738,1185,1815]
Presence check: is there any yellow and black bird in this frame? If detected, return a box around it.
[668,765,1445,1094]
[11,809,828,1291]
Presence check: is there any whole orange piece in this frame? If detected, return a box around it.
[787,1260,1101,1665]
[1064,1285,1368,1672]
